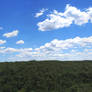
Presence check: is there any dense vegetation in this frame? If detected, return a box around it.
[0,60,92,92]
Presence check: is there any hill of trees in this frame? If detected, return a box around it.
[0,60,92,92]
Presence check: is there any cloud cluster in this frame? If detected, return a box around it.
[3,30,19,38]
[37,4,92,31]
[1,36,92,61]
[33,36,92,59]
[0,29,24,47]
[35,8,48,18]
[1,29,24,45]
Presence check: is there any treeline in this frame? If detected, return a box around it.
[0,60,92,92]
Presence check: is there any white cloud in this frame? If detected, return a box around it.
[0,40,6,45]
[16,40,24,44]
[34,36,92,56]
[3,30,19,38]
[32,36,92,60]
[64,4,89,25]
[35,8,48,18]
[0,47,32,53]
[5,36,92,61]
[37,13,73,31]
[0,36,92,61]
[87,7,92,22]
[37,4,92,31]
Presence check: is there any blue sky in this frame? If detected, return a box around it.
[0,0,92,61]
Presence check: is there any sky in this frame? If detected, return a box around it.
[0,0,92,61]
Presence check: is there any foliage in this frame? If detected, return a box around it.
[0,60,92,92]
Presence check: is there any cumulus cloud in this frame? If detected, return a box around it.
[16,40,24,44]
[35,8,48,18]
[87,7,92,22]
[34,36,92,55]
[2,36,91,61]
[37,4,92,31]
[0,40,6,45]
[3,30,19,38]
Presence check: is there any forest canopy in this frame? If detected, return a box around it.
[0,60,92,92]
